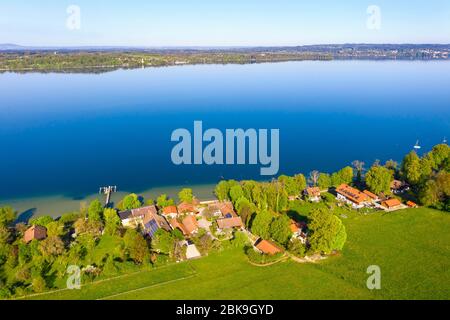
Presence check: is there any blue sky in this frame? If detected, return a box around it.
[1,0,449,46]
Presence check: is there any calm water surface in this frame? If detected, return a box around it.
[1,60,449,202]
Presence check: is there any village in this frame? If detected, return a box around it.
[21,178,418,263]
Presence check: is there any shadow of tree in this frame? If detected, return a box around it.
[15,208,36,224]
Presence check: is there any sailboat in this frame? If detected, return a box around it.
[443,137,448,144]
[413,140,421,150]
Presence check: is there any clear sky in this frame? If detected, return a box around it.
[1,0,449,46]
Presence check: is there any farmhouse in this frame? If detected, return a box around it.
[255,239,283,255]
[217,216,243,230]
[119,205,171,237]
[336,184,371,208]
[24,225,47,243]
[305,187,321,202]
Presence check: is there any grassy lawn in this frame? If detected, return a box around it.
[23,207,449,300]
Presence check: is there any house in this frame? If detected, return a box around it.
[177,202,198,215]
[391,180,410,194]
[217,217,244,230]
[200,200,223,217]
[169,216,199,236]
[255,239,283,255]
[363,190,379,202]
[289,220,307,244]
[119,205,171,237]
[305,187,321,202]
[181,215,199,235]
[161,205,178,219]
[380,199,404,211]
[217,201,237,218]
[24,225,47,243]
[407,201,418,208]
[336,184,371,208]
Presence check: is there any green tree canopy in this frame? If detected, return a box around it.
[120,193,142,211]
[178,188,194,203]
[0,207,16,227]
[88,199,104,222]
[251,209,274,239]
[318,173,332,190]
[269,215,292,246]
[229,185,244,204]
[365,166,394,194]
[308,208,347,254]
[123,229,149,264]
[156,194,175,208]
[103,208,121,236]
[402,151,422,185]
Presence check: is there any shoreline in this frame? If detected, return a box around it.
[0,183,218,221]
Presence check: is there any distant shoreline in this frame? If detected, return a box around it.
[1,43,449,74]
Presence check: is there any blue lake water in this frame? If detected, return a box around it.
[0,60,449,201]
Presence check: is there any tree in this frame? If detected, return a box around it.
[338,166,354,185]
[308,208,347,254]
[151,229,176,256]
[0,207,16,227]
[103,208,121,236]
[419,171,450,209]
[309,170,320,186]
[88,199,104,223]
[229,185,244,204]
[402,151,421,185]
[288,238,306,258]
[429,144,450,169]
[251,210,273,239]
[156,194,175,208]
[178,188,193,203]
[278,175,298,196]
[293,174,307,194]
[32,276,47,293]
[46,221,64,237]
[385,159,398,171]
[29,215,53,227]
[39,236,65,260]
[119,193,142,210]
[352,160,365,183]
[365,166,394,195]
[234,197,253,227]
[215,180,231,201]
[269,215,292,246]
[318,173,332,190]
[123,229,148,264]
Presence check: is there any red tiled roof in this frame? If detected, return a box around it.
[24,225,47,243]
[382,199,402,208]
[177,202,197,213]
[169,219,188,235]
[181,216,199,235]
[306,187,321,197]
[336,184,369,204]
[363,190,378,200]
[289,220,301,233]
[162,205,178,216]
[218,201,237,217]
[217,217,243,229]
[255,239,283,255]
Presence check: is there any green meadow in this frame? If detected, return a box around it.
[23,207,449,300]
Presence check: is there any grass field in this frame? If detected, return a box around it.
[23,207,450,300]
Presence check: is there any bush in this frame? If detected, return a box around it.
[288,239,306,258]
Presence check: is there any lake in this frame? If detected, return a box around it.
[1,60,449,215]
